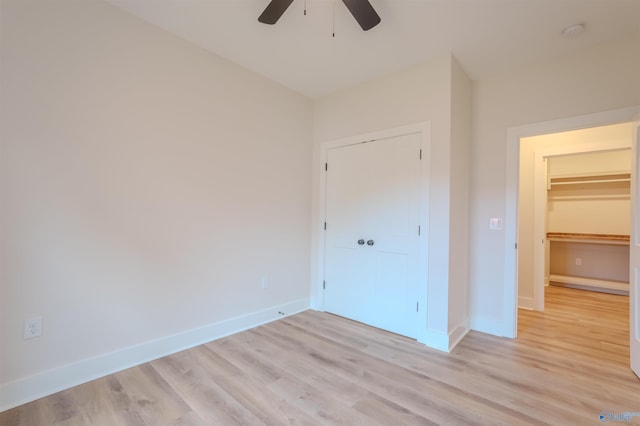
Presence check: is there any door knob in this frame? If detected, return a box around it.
[367,240,374,246]
[357,239,365,245]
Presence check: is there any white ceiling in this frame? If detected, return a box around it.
[106,0,640,98]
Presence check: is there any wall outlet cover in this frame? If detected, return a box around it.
[24,317,43,339]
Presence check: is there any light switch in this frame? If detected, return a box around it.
[489,217,503,230]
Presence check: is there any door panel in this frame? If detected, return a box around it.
[324,247,367,320]
[374,252,408,304]
[324,132,421,338]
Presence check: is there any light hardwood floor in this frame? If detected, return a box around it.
[2,286,639,425]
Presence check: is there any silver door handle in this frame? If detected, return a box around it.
[367,240,374,246]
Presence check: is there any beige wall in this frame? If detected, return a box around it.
[470,33,640,333]
[0,0,312,405]
[549,242,629,284]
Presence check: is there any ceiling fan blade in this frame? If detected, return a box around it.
[341,0,381,31]
[258,0,295,25]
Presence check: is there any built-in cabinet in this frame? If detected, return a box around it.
[545,152,630,295]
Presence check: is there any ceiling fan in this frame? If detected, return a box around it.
[258,0,381,31]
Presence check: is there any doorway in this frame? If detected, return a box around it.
[518,124,632,312]
[517,138,632,355]
[503,106,640,338]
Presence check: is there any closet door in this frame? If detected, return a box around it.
[323,132,422,338]
[631,117,640,379]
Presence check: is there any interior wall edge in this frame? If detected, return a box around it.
[518,296,535,310]
[447,323,470,352]
[419,322,469,353]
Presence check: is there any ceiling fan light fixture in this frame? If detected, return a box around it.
[258,0,294,25]
[258,0,381,31]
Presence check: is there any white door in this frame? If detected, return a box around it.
[631,117,640,378]
[323,132,422,338]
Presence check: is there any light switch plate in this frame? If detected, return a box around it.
[489,217,503,230]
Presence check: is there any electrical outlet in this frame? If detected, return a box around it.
[575,257,582,266]
[261,274,269,289]
[24,317,42,339]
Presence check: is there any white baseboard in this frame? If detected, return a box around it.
[0,298,309,413]
[518,296,535,310]
[418,324,469,353]
[549,274,629,294]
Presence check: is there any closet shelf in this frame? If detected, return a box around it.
[550,178,629,186]
[547,172,630,189]
[546,232,629,245]
[548,194,629,201]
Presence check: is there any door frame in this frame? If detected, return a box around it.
[631,116,640,378]
[504,106,640,338]
[316,122,431,337]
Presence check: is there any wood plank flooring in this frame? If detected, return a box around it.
[2,286,639,425]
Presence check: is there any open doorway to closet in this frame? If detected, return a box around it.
[504,107,640,376]
[517,122,633,312]
[514,122,633,372]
